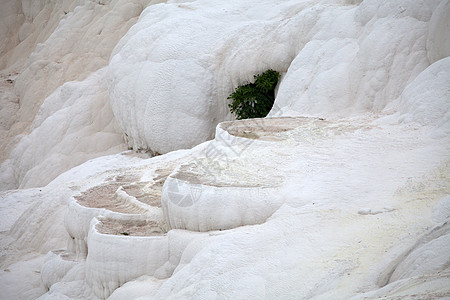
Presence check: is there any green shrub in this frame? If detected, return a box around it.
[228,69,280,119]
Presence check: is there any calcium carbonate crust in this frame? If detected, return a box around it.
[0,0,449,299]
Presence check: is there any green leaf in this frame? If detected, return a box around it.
[228,69,279,119]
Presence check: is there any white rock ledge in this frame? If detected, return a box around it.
[41,250,80,291]
[216,117,323,143]
[161,118,330,232]
[65,182,165,258]
[86,218,168,299]
[161,167,282,232]
[214,117,352,151]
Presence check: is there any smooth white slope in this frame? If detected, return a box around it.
[426,0,450,64]
[0,68,126,190]
[0,0,164,190]
[271,0,440,117]
[397,56,450,132]
[0,0,448,299]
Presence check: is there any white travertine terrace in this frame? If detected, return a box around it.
[86,217,168,299]
[0,0,449,299]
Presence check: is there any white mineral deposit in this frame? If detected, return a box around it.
[0,0,449,299]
